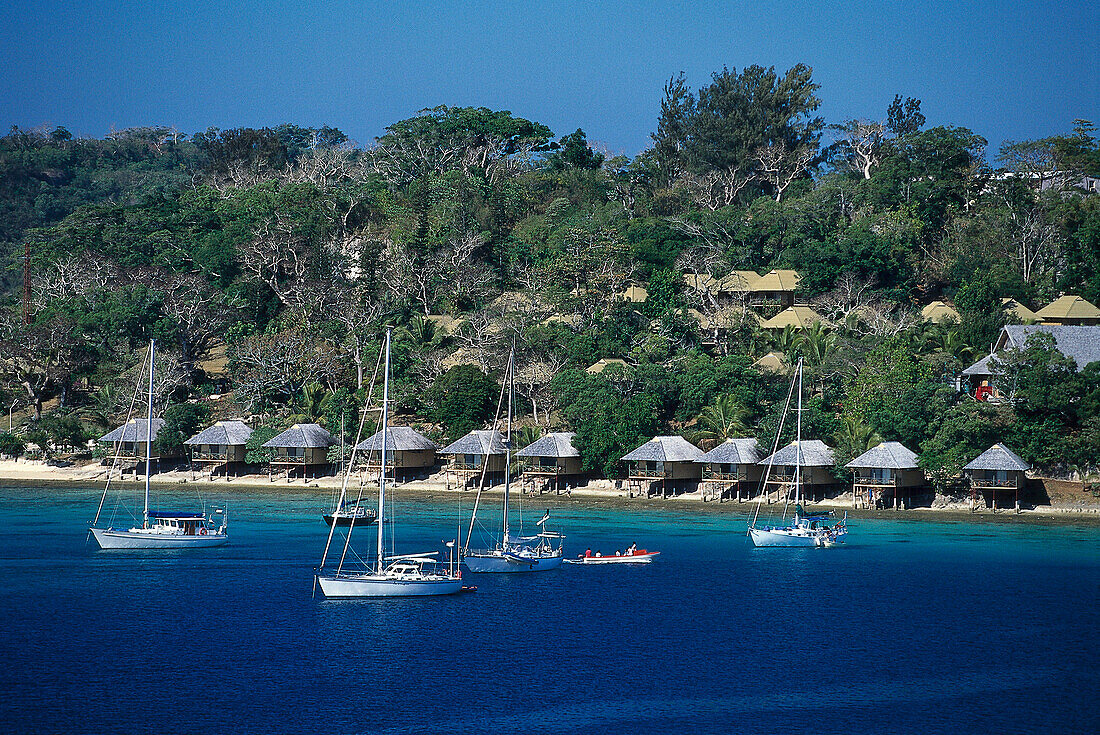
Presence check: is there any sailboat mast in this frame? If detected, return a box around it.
[502,348,513,542]
[376,328,391,575]
[144,340,154,527]
[795,357,803,507]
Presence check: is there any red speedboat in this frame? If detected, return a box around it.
[569,548,660,564]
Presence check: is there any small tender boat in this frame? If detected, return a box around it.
[567,548,660,564]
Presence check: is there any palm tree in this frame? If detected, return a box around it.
[288,382,333,425]
[689,394,752,450]
[399,315,438,346]
[834,415,882,460]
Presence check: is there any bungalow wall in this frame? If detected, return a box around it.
[448,453,508,473]
[769,465,836,486]
[523,456,584,476]
[111,440,184,461]
[272,446,330,465]
[629,460,702,481]
[702,462,764,483]
[362,448,437,470]
[191,443,247,463]
[851,467,925,489]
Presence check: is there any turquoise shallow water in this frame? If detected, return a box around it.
[1,485,1098,734]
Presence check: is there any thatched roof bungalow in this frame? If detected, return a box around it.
[517,432,583,490]
[748,269,800,309]
[262,423,335,479]
[622,436,704,488]
[696,438,764,501]
[440,430,509,476]
[184,420,253,475]
[846,441,925,509]
[99,418,185,470]
[1035,295,1100,325]
[963,443,1031,511]
[758,440,837,496]
[354,426,439,478]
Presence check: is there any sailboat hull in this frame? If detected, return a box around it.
[90,527,229,549]
[316,574,463,597]
[464,550,564,573]
[749,527,835,548]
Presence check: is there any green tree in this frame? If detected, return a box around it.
[0,432,26,457]
[427,365,499,439]
[689,394,752,449]
[154,403,210,456]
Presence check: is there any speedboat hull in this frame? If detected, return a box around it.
[316,574,463,597]
[569,551,660,564]
[464,550,564,573]
[90,527,229,549]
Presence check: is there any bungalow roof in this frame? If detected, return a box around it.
[100,418,166,443]
[440,429,507,456]
[621,435,704,463]
[184,420,253,446]
[697,438,763,465]
[618,284,649,303]
[355,426,439,452]
[920,301,960,323]
[1001,298,1038,323]
[586,358,630,374]
[749,269,800,292]
[262,423,335,449]
[759,439,835,467]
[753,351,789,374]
[963,443,1030,472]
[1035,295,1100,321]
[846,441,919,470]
[517,432,580,458]
[760,306,825,330]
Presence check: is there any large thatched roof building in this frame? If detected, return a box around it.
[622,436,703,496]
[1035,295,1100,325]
[517,432,583,490]
[758,439,837,499]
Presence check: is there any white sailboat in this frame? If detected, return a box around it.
[315,328,462,598]
[748,357,847,548]
[463,346,564,573]
[90,340,228,549]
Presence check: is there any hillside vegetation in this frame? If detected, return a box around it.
[2,64,1100,488]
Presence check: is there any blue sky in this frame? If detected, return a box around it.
[2,1,1097,156]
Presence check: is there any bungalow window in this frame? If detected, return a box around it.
[286,447,304,458]
[464,454,480,466]
[870,468,892,483]
[539,457,557,469]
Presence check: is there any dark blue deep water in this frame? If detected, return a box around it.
[1,485,1098,734]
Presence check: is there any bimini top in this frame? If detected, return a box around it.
[758,439,835,468]
[184,420,253,446]
[147,511,205,519]
[621,436,704,463]
[100,418,166,443]
[963,443,1030,472]
[355,426,439,452]
[517,432,580,459]
[262,423,335,449]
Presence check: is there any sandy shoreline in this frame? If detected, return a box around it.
[3,458,1100,526]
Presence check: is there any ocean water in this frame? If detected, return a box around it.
[1,484,1098,735]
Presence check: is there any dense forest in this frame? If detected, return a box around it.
[2,63,1100,491]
